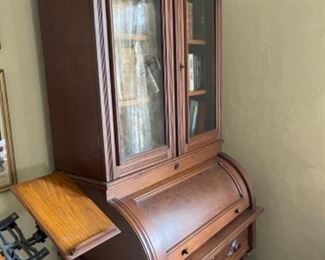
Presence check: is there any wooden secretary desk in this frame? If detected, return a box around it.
[12,0,263,259]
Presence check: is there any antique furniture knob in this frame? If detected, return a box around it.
[174,162,180,170]
[181,248,189,256]
[227,239,241,256]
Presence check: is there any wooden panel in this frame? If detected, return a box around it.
[11,172,120,259]
[105,141,222,200]
[136,164,244,250]
[38,0,112,181]
[76,183,150,260]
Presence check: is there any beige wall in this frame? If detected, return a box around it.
[223,1,325,260]
[0,0,56,258]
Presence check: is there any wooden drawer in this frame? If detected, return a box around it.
[211,229,249,260]
[187,229,249,260]
[186,208,264,260]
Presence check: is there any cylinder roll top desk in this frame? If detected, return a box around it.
[12,0,263,259]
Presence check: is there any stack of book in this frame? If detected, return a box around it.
[188,54,203,91]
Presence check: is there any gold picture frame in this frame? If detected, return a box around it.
[0,70,17,192]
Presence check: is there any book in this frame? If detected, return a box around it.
[194,55,201,90]
[187,1,194,39]
[146,57,162,94]
[188,54,195,91]
[196,101,207,134]
[117,47,137,101]
[197,56,202,89]
[189,99,199,136]
[189,54,202,91]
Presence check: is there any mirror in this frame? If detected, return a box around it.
[0,70,16,192]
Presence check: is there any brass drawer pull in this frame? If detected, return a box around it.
[227,239,241,256]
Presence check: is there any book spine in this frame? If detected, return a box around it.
[197,56,202,88]
[193,55,197,90]
[189,100,195,135]
[188,54,194,91]
[191,100,199,136]
[187,1,193,39]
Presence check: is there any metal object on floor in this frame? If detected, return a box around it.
[0,213,49,260]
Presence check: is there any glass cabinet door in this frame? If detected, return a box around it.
[175,0,221,154]
[187,0,217,137]
[109,0,174,170]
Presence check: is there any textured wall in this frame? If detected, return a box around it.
[222,1,325,260]
[0,0,56,258]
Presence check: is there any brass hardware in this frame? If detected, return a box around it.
[227,239,241,256]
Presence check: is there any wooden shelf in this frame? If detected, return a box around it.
[119,97,151,107]
[12,172,120,259]
[188,89,207,97]
[188,39,207,45]
[116,33,149,42]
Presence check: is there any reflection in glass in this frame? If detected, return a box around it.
[112,0,166,161]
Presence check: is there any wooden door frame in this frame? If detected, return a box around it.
[175,0,222,155]
[103,0,177,179]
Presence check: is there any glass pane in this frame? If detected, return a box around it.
[111,0,166,161]
[186,0,216,137]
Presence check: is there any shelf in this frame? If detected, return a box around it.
[12,172,120,259]
[188,89,207,97]
[188,39,207,45]
[115,33,149,42]
[119,97,151,107]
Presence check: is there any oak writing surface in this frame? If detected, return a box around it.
[12,172,120,259]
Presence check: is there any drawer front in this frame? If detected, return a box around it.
[208,229,249,260]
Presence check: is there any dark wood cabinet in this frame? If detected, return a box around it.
[34,0,263,259]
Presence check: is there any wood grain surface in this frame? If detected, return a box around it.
[11,172,120,259]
